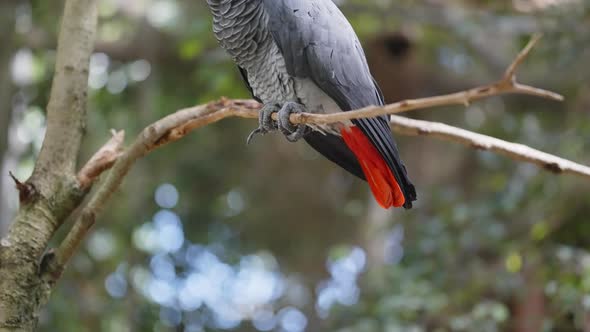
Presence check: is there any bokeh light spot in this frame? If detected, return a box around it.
[505,251,522,273]
[105,272,127,298]
[279,307,307,332]
[155,183,179,209]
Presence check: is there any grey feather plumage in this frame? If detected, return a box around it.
[263,0,382,109]
[207,0,416,208]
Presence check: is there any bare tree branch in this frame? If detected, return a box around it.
[53,102,589,270]
[283,34,561,126]
[52,100,260,269]
[159,36,560,142]
[503,34,541,80]
[77,130,125,189]
[52,35,585,270]
[389,115,590,178]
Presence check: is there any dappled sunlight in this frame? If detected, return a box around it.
[111,184,375,330]
[89,52,151,93]
[316,247,366,318]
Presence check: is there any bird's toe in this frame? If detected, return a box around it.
[259,103,280,132]
[278,102,309,142]
[246,103,280,144]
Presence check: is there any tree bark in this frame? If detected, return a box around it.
[0,0,97,330]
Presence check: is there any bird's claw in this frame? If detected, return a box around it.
[278,102,309,142]
[246,127,263,145]
[246,102,309,144]
[246,103,280,144]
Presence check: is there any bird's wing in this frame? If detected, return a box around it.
[262,0,416,207]
[263,0,378,109]
[304,131,366,180]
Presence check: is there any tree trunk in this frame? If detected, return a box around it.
[0,0,97,330]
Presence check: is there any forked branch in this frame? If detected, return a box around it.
[52,35,588,272]
[77,130,125,189]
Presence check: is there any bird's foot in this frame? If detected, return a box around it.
[277,102,309,142]
[246,103,280,144]
[246,102,309,144]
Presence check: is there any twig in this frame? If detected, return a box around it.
[164,36,561,137]
[8,172,38,204]
[389,115,590,179]
[76,130,125,189]
[292,80,561,126]
[52,35,581,270]
[284,34,561,126]
[503,33,542,80]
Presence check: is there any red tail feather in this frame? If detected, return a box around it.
[341,126,405,208]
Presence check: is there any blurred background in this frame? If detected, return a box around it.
[1,0,590,331]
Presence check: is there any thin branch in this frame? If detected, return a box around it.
[163,35,561,136]
[284,35,561,126]
[52,99,260,269]
[389,115,590,179]
[291,80,561,126]
[52,35,581,270]
[503,33,542,80]
[77,130,125,189]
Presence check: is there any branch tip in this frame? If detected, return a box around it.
[504,34,543,80]
[8,171,22,187]
[390,115,590,179]
[9,171,38,204]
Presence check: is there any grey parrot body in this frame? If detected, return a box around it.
[207,0,417,208]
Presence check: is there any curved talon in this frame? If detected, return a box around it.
[246,103,280,144]
[278,102,309,142]
[246,127,263,144]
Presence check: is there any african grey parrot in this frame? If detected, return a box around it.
[206,0,417,209]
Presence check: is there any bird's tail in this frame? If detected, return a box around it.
[341,126,406,208]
